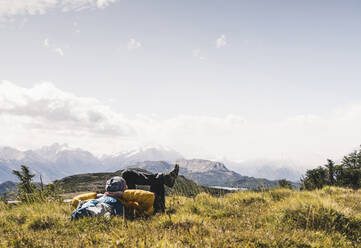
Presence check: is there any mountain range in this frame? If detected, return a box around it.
[0,144,302,188]
[128,159,243,186]
[0,144,103,183]
[223,159,303,182]
[124,159,293,189]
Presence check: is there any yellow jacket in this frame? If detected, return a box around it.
[72,190,155,215]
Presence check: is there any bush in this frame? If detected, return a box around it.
[283,205,361,243]
[28,216,57,231]
[302,146,361,190]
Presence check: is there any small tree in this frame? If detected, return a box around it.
[12,165,61,202]
[12,165,36,194]
[301,166,328,190]
[335,166,361,189]
[324,159,335,185]
[278,179,292,189]
[302,146,361,190]
[335,147,361,189]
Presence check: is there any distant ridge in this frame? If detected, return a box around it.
[101,146,183,171]
[124,160,299,189]
[0,144,183,183]
[0,144,300,189]
[0,143,103,183]
[0,181,17,195]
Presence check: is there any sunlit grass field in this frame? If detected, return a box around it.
[1,187,360,247]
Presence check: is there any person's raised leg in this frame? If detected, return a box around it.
[121,164,179,188]
[163,164,179,187]
[121,169,156,189]
[150,164,179,213]
[121,165,179,213]
[150,174,166,213]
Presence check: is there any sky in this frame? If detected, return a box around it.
[1,0,361,169]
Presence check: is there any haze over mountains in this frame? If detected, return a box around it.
[0,143,303,184]
[126,159,243,186]
[101,146,184,172]
[224,159,303,182]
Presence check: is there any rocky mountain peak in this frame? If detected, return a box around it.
[105,146,184,164]
[0,147,24,161]
[175,159,229,173]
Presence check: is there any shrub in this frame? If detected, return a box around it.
[283,205,361,243]
[28,216,58,231]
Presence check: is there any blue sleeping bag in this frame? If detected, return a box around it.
[70,196,123,221]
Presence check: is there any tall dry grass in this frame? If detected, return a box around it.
[0,187,360,247]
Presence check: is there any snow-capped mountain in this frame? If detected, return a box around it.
[0,144,184,183]
[101,146,184,171]
[0,147,25,161]
[33,143,72,162]
[0,143,303,184]
[175,159,229,173]
[0,143,103,183]
[123,159,240,186]
[122,159,284,188]
[126,161,175,174]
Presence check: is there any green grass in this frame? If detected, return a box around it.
[0,187,360,247]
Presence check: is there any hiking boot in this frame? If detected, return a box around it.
[164,164,179,188]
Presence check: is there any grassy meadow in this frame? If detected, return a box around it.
[0,187,360,248]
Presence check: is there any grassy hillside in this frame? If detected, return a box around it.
[57,169,229,197]
[1,187,360,247]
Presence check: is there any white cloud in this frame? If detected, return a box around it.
[192,49,205,60]
[73,21,80,33]
[0,0,57,17]
[127,38,142,51]
[1,81,361,166]
[43,38,64,56]
[54,47,64,56]
[0,81,135,138]
[0,0,120,19]
[44,38,49,47]
[94,0,118,8]
[216,34,227,48]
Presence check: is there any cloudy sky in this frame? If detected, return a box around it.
[1,0,361,168]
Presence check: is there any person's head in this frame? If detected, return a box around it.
[105,176,127,193]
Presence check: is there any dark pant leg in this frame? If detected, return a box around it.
[121,169,166,213]
[121,169,156,189]
[150,174,166,213]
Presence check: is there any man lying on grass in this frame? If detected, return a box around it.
[70,164,179,220]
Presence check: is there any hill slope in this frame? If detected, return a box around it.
[0,187,360,247]
[0,181,17,196]
[57,169,229,197]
